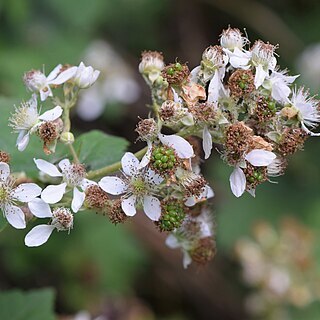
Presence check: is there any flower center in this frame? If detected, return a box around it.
[131,177,147,196]
[52,207,73,231]
[0,186,9,203]
[63,164,86,186]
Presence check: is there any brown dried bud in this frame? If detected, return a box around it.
[85,185,109,209]
[108,199,128,225]
[277,128,308,156]
[162,62,190,85]
[160,100,179,121]
[228,69,255,98]
[0,150,10,164]
[255,96,277,122]
[39,121,59,144]
[281,106,299,119]
[135,118,158,141]
[184,175,207,198]
[225,122,253,164]
[188,102,216,123]
[190,237,217,265]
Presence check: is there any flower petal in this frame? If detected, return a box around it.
[12,183,42,202]
[71,187,85,213]
[145,169,164,185]
[202,126,213,159]
[46,64,62,82]
[245,149,276,166]
[41,183,67,204]
[138,142,152,169]
[183,252,192,269]
[254,64,268,89]
[49,66,78,85]
[58,159,71,172]
[34,158,62,177]
[165,234,180,248]
[158,134,194,159]
[230,167,246,198]
[17,132,30,152]
[80,178,97,191]
[25,225,55,247]
[121,195,137,216]
[0,162,10,181]
[143,195,161,221]
[121,152,139,176]
[5,205,26,229]
[99,177,128,195]
[39,106,63,121]
[28,198,52,218]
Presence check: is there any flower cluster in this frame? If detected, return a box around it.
[235,218,320,318]
[3,27,319,269]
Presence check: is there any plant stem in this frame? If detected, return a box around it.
[68,144,80,164]
[87,146,148,179]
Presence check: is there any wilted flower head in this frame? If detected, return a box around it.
[23,64,77,101]
[139,50,165,84]
[220,27,248,50]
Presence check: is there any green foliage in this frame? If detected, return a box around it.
[0,288,55,320]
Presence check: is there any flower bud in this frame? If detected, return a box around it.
[73,62,100,89]
[51,207,73,231]
[23,70,47,92]
[0,150,10,164]
[60,132,75,145]
[139,51,165,84]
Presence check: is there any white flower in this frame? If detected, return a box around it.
[290,87,320,136]
[25,199,73,247]
[99,152,163,221]
[229,149,276,197]
[224,47,252,69]
[0,162,41,229]
[165,233,192,268]
[250,40,278,89]
[9,94,63,151]
[202,126,213,159]
[220,27,249,51]
[23,65,78,101]
[263,69,299,103]
[73,62,100,89]
[34,158,94,212]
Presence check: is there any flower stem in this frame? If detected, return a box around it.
[68,144,80,164]
[86,146,148,179]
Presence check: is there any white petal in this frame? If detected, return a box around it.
[230,167,246,198]
[39,106,63,121]
[145,169,164,185]
[254,64,268,89]
[247,188,256,198]
[80,178,97,191]
[28,198,52,218]
[245,149,276,166]
[41,183,67,204]
[49,66,77,85]
[5,205,26,229]
[143,195,161,221]
[71,187,85,213]
[165,234,180,249]
[121,195,137,216]
[34,159,62,177]
[12,183,41,202]
[158,134,194,159]
[46,64,62,81]
[205,185,215,199]
[98,176,128,195]
[58,158,71,171]
[202,126,213,159]
[185,197,196,207]
[207,70,221,103]
[190,65,201,83]
[183,252,192,269]
[138,142,152,169]
[25,225,55,247]
[0,162,10,181]
[40,87,52,101]
[121,152,139,176]
[17,132,30,151]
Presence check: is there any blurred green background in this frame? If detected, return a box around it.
[0,0,320,319]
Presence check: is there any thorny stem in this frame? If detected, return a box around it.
[87,146,148,179]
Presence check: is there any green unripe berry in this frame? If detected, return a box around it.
[175,62,183,71]
[239,81,246,90]
[154,153,162,160]
[167,67,175,75]
[268,101,276,111]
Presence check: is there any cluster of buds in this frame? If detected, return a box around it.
[3,27,319,270]
[235,218,320,318]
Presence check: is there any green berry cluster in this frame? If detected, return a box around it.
[166,62,183,76]
[158,201,186,232]
[152,146,177,172]
[247,170,265,184]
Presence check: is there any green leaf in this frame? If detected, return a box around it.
[0,288,55,320]
[72,130,129,171]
